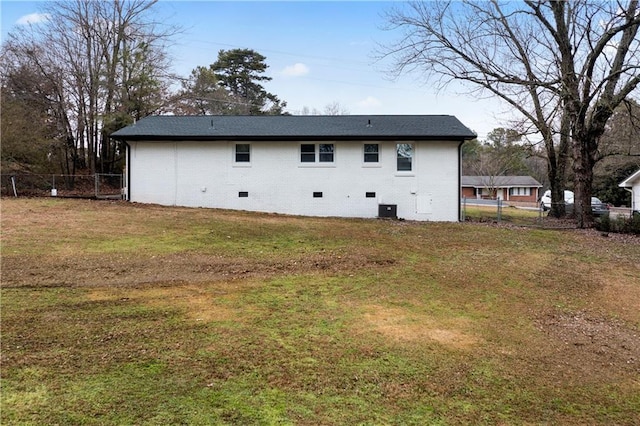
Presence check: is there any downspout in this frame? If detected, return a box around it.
[458,140,464,222]
[174,142,179,206]
[125,141,131,201]
[623,187,634,216]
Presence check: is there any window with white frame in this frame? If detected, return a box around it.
[509,187,531,196]
[235,143,250,162]
[319,144,334,162]
[300,143,334,163]
[301,144,315,162]
[364,143,379,163]
[396,143,413,171]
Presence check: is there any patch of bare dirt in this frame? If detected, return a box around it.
[357,304,481,349]
[0,250,391,288]
[536,310,640,381]
[88,284,247,323]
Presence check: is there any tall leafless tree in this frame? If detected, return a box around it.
[2,0,177,175]
[382,0,640,226]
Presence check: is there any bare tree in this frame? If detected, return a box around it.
[2,0,177,175]
[323,101,350,115]
[0,78,59,174]
[382,0,640,226]
[1,42,79,176]
[596,99,640,164]
[593,99,640,205]
[297,101,350,115]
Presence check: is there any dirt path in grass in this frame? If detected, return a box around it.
[1,249,385,288]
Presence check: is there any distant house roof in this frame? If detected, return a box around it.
[461,176,542,188]
[110,115,477,142]
[619,168,640,187]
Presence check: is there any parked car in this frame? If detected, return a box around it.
[542,190,610,216]
[566,196,611,216]
[540,190,574,211]
[589,197,610,216]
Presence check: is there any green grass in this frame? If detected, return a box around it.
[462,204,543,225]
[2,198,639,425]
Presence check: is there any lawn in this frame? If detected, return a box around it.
[1,198,639,425]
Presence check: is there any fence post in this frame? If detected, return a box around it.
[51,175,57,196]
[11,176,17,197]
[462,197,466,221]
[539,202,543,224]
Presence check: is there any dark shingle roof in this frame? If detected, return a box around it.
[111,115,477,141]
[461,176,542,187]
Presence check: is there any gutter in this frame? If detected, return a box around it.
[110,134,475,142]
[124,141,131,202]
[458,140,464,222]
[622,187,634,216]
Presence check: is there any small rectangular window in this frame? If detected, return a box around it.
[301,144,315,162]
[510,187,530,196]
[397,143,413,171]
[235,144,250,162]
[364,144,379,163]
[366,192,376,198]
[313,192,323,198]
[238,191,248,198]
[319,144,334,162]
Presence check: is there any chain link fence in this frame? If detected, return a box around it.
[461,197,548,226]
[1,173,124,199]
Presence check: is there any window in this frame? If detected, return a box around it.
[319,144,334,162]
[301,144,315,162]
[238,191,249,198]
[366,192,376,198]
[313,192,323,198]
[301,143,334,163]
[510,187,531,196]
[235,144,250,162]
[364,144,379,163]
[397,143,413,171]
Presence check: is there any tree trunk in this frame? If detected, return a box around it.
[547,113,571,218]
[572,138,595,228]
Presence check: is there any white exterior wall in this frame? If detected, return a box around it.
[127,140,461,221]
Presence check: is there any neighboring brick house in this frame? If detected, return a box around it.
[461,176,542,203]
[111,115,476,221]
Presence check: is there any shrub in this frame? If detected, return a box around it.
[596,213,640,235]
[595,214,611,232]
[625,213,640,234]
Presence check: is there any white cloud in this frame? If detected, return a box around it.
[357,96,382,108]
[281,63,310,77]
[17,13,50,26]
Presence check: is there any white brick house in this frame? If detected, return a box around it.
[111,115,476,221]
[619,167,640,214]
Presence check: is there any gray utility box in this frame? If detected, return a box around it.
[378,204,397,219]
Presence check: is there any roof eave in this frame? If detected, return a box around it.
[111,134,475,142]
[619,168,640,187]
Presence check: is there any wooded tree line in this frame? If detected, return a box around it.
[2,1,639,226]
[1,1,285,177]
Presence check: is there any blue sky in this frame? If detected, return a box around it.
[1,0,503,139]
